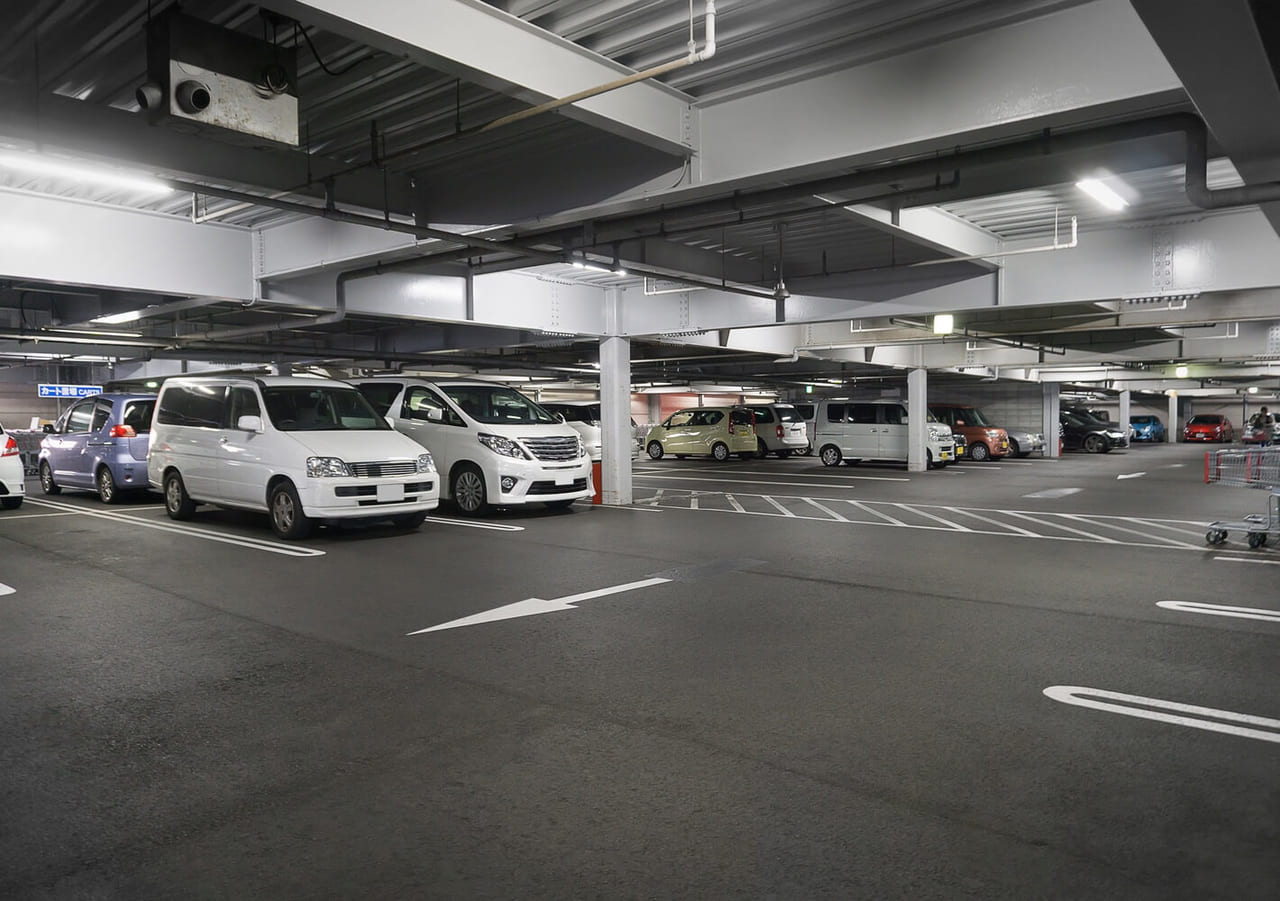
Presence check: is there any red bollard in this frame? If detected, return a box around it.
[592,460,603,504]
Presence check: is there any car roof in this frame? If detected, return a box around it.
[162,375,353,389]
[359,376,519,389]
[90,392,157,401]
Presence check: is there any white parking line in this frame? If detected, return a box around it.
[661,466,910,481]
[1215,556,1280,566]
[1157,601,1280,623]
[846,500,906,526]
[1044,685,1280,744]
[724,494,746,513]
[24,498,326,558]
[1004,510,1119,543]
[426,516,524,532]
[762,495,796,517]
[0,511,78,521]
[895,504,968,531]
[942,505,1038,536]
[1056,513,1201,549]
[803,497,848,521]
[634,474,864,488]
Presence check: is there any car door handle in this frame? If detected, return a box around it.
[219,436,228,444]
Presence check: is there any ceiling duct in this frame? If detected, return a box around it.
[136,10,299,146]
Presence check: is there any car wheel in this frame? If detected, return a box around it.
[757,439,770,459]
[391,510,429,530]
[1083,434,1104,454]
[969,442,990,462]
[777,449,792,459]
[451,464,489,516]
[646,441,664,460]
[1009,438,1021,457]
[544,499,576,511]
[927,449,936,470]
[819,445,842,467]
[96,467,119,504]
[0,497,21,510]
[269,480,311,540]
[711,442,730,462]
[163,470,196,521]
[39,461,60,495]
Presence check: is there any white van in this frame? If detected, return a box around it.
[538,401,643,461]
[355,378,593,515]
[813,399,954,468]
[148,376,440,539]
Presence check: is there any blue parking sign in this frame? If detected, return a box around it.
[38,384,103,399]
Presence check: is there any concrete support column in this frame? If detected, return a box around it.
[1168,393,1179,443]
[1118,389,1131,441]
[647,394,662,429]
[600,289,632,506]
[908,367,928,472]
[1043,382,1061,458]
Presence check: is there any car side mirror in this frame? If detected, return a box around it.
[237,414,264,433]
[426,407,444,423]
[42,423,55,433]
[384,415,396,428]
[554,412,566,424]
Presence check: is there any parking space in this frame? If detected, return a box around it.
[2,438,1277,898]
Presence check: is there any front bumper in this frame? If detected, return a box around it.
[298,474,440,519]
[492,457,593,505]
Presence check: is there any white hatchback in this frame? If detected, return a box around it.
[0,421,25,510]
[355,378,593,515]
[148,376,440,539]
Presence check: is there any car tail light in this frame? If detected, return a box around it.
[109,425,136,438]
[728,420,735,435]
[776,424,784,438]
[2,436,16,456]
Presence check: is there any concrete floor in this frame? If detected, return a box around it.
[1,442,1277,899]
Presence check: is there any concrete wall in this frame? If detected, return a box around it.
[0,367,87,430]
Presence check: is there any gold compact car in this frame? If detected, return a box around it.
[644,407,756,461]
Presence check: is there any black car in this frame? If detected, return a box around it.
[1060,409,1129,453]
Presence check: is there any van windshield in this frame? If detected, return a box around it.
[440,385,556,425]
[262,386,389,431]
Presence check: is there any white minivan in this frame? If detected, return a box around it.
[148,376,440,539]
[355,378,593,515]
[814,399,954,468]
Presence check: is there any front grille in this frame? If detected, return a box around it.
[526,478,588,496]
[521,435,580,462]
[339,481,431,498]
[348,461,417,478]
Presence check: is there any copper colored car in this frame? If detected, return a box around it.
[928,403,1010,462]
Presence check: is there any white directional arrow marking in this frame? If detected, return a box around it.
[1157,600,1280,623]
[0,582,13,597]
[1045,685,1280,743]
[1116,472,1147,480]
[408,577,671,635]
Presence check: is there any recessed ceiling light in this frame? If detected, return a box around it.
[0,151,172,196]
[1076,177,1128,211]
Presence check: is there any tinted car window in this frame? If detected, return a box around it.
[545,404,588,423]
[775,406,801,423]
[157,384,226,428]
[826,403,845,423]
[849,404,879,425]
[91,400,112,433]
[730,410,752,426]
[1187,415,1222,424]
[263,386,388,431]
[794,404,815,420]
[750,406,775,424]
[404,386,463,426]
[440,385,555,424]
[65,401,94,433]
[356,382,403,416]
[226,388,260,427]
[691,410,724,427]
[881,405,906,425]
[122,400,155,433]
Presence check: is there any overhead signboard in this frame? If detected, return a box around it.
[38,384,103,399]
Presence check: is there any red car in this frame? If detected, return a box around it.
[1183,414,1234,442]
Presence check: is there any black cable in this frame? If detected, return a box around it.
[295,22,375,78]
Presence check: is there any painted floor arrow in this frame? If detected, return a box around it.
[408,577,671,635]
[1116,472,1147,480]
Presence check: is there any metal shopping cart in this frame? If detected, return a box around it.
[1204,447,1280,548]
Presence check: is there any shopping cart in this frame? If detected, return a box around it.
[1204,448,1280,548]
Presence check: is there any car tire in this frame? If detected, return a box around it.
[1083,434,1104,454]
[96,467,119,504]
[777,449,792,459]
[451,464,489,516]
[969,442,990,462]
[819,445,842,467]
[646,441,664,460]
[1009,438,1021,458]
[757,439,770,459]
[544,499,576,511]
[1,497,21,510]
[927,449,936,470]
[163,470,196,521]
[391,510,429,530]
[711,442,730,462]
[269,480,311,540]
[39,461,60,496]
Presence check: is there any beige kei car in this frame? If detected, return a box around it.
[644,407,757,461]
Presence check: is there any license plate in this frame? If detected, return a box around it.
[377,483,405,502]
[555,474,572,486]
[941,452,952,460]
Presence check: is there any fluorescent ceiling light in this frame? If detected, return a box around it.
[0,151,173,195]
[570,260,612,274]
[49,327,142,338]
[1248,386,1259,394]
[1076,177,1128,211]
[1175,365,1189,378]
[92,310,145,325]
[932,314,954,335]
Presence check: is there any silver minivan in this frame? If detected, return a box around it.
[813,399,954,468]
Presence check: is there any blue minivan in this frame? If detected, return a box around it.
[39,393,156,503]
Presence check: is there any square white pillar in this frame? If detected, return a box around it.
[908,367,928,472]
[1168,393,1179,443]
[1118,390,1131,441]
[1043,383,1061,457]
[600,334,633,506]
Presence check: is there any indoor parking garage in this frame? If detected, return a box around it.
[1,1,1278,898]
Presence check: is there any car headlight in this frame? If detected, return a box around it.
[307,456,350,478]
[986,429,1001,438]
[577,435,587,458]
[927,426,943,441]
[478,433,531,460]
[416,452,435,473]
